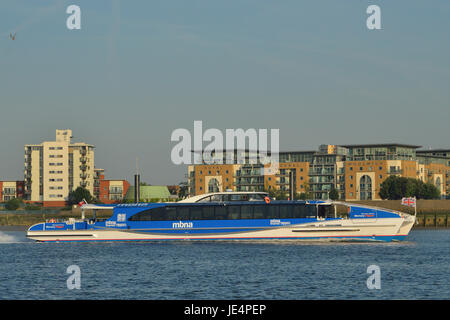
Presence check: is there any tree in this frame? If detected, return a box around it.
[5,198,23,211]
[178,182,189,199]
[329,188,339,200]
[68,187,93,205]
[379,176,440,200]
[265,188,288,200]
[296,193,308,200]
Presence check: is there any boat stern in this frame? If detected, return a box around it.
[396,213,416,239]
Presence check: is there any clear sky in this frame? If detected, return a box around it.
[0,1,449,185]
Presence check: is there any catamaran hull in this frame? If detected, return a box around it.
[27,217,415,242]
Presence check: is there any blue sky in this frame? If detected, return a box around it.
[0,1,449,184]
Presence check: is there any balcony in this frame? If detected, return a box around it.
[2,189,16,195]
[387,168,403,175]
[109,188,123,195]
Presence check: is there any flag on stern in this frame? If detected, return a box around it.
[401,197,416,207]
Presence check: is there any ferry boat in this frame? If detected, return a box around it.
[26,192,416,242]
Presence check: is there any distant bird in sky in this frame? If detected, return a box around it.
[10,32,16,40]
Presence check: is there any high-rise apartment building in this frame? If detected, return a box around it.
[24,129,95,206]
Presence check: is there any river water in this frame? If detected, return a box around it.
[0,229,448,300]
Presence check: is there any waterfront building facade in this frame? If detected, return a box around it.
[24,129,95,206]
[94,168,130,204]
[187,144,450,201]
[0,181,25,202]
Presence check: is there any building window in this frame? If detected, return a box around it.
[360,175,373,200]
[208,179,220,193]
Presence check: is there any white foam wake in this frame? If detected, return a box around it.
[0,231,22,243]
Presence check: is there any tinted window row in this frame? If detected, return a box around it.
[197,193,266,202]
[128,204,318,221]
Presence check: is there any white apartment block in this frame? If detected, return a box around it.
[24,129,95,204]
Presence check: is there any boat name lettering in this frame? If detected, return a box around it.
[172,221,193,229]
[270,219,290,226]
[117,203,150,207]
[353,213,376,218]
[106,221,116,227]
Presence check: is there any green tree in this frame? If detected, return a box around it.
[265,188,288,200]
[5,198,23,211]
[178,182,189,199]
[295,193,308,200]
[329,187,339,200]
[379,176,440,200]
[68,187,94,205]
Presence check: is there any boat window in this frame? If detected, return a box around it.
[248,194,265,201]
[128,207,166,221]
[214,206,227,219]
[293,204,307,218]
[279,205,293,219]
[202,206,215,220]
[318,205,335,219]
[190,206,203,220]
[128,202,319,222]
[230,194,248,201]
[210,194,223,202]
[240,205,254,219]
[306,205,317,218]
[197,196,212,202]
[228,205,241,219]
[267,205,279,219]
[253,205,266,219]
[177,207,190,220]
[165,206,178,220]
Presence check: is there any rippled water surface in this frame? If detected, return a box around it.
[0,229,448,299]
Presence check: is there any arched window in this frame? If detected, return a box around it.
[360,175,372,200]
[435,177,441,190]
[208,178,220,193]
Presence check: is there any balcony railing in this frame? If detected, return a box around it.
[109,188,123,194]
[387,169,403,174]
[2,189,16,195]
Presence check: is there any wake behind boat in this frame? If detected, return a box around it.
[26,192,415,242]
